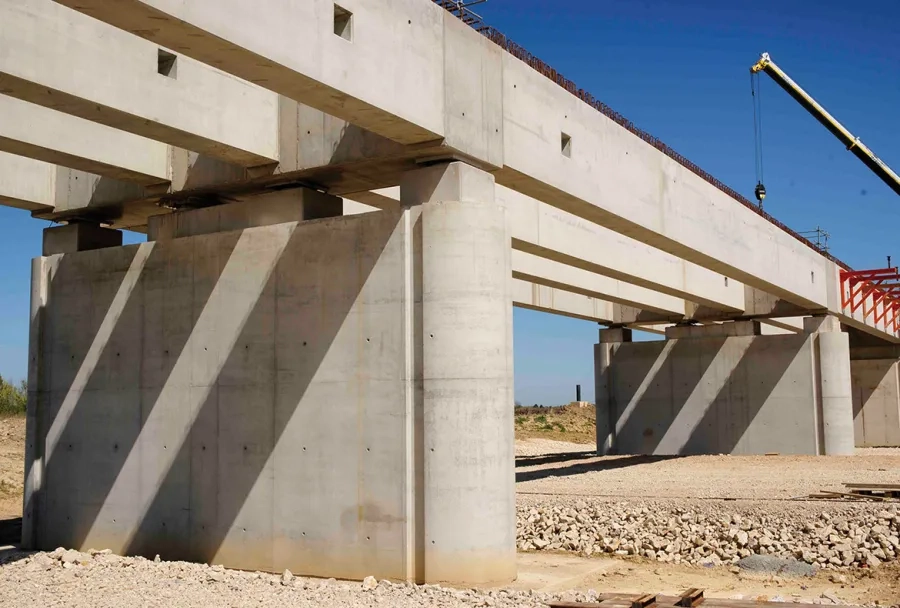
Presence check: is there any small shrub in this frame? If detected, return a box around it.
[0,375,26,416]
[535,415,546,424]
[555,423,566,432]
[542,423,554,431]
[515,416,526,425]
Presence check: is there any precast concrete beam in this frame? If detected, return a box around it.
[0,150,157,220]
[0,151,57,212]
[1,0,279,167]
[0,95,170,186]
[762,316,804,333]
[511,279,672,325]
[347,185,744,312]
[500,186,743,311]
[497,52,838,311]
[52,0,506,165]
[57,0,844,313]
[512,279,614,323]
[511,250,685,316]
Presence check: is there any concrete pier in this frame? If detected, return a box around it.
[851,358,900,447]
[594,318,855,455]
[22,163,515,584]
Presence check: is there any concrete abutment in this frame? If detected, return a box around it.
[594,318,856,455]
[22,163,515,585]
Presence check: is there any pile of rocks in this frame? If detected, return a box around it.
[0,547,608,608]
[516,500,900,569]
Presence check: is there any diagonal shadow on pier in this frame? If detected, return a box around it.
[34,209,410,575]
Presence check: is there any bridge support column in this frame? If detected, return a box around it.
[850,358,900,447]
[400,161,515,584]
[594,327,631,455]
[804,316,855,455]
[23,168,512,585]
[594,318,854,455]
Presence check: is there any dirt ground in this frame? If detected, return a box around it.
[512,552,900,606]
[515,438,900,500]
[1,416,899,605]
[0,417,23,521]
[515,404,596,443]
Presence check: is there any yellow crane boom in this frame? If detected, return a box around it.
[751,52,900,197]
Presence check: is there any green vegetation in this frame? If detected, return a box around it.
[0,375,27,416]
[513,403,596,443]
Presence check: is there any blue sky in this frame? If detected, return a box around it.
[1,0,898,405]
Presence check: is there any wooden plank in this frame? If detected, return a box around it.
[820,490,885,501]
[677,588,704,607]
[632,594,657,608]
[845,483,900,490]
[547,594,863,608]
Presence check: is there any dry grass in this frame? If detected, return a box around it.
[514,403,595,444]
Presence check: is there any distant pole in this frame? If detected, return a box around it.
[576,384,581,402]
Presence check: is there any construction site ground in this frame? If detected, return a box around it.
[1,412,898,606]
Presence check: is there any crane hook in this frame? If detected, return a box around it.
[754,182,766,206]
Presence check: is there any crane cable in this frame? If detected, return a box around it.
[751,71,766,208]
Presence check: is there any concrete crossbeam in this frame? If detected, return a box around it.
[0,151,56,212]
[2,0,279,167]
[0,95,170,186]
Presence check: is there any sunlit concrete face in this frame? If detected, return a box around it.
[595,321,855,456]
[23,165,515,584]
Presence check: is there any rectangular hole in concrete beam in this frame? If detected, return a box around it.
[157,49,177,78]
[561,132,572,158]
[334,4,353,41]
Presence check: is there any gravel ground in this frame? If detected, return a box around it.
[516,496,900,569]
[515,438,591,457]
[0,548,610,608]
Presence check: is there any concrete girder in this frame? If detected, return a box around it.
[0,152,57,212]
[512,250,685,316]
[344,186,743,312]
[1,0,279,168]
[0,95,170,186]
[511,279,628,324]
[762,316,804,333]
[52,0,839,314]
[49,0,465,151]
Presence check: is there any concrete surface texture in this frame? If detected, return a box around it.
[2,0,899,589]
[0,151,56,212]
[23,162,515,584]
[851,359,900,447]
[594,321,855,456]
[0,0,279,167]
[9,0,889,340]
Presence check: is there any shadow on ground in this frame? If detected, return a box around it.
[0,517,31,566]
[515,454,684,483]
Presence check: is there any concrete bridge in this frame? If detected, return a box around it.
[2,0,898,586]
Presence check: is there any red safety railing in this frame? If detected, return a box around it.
[840,268,900,334]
